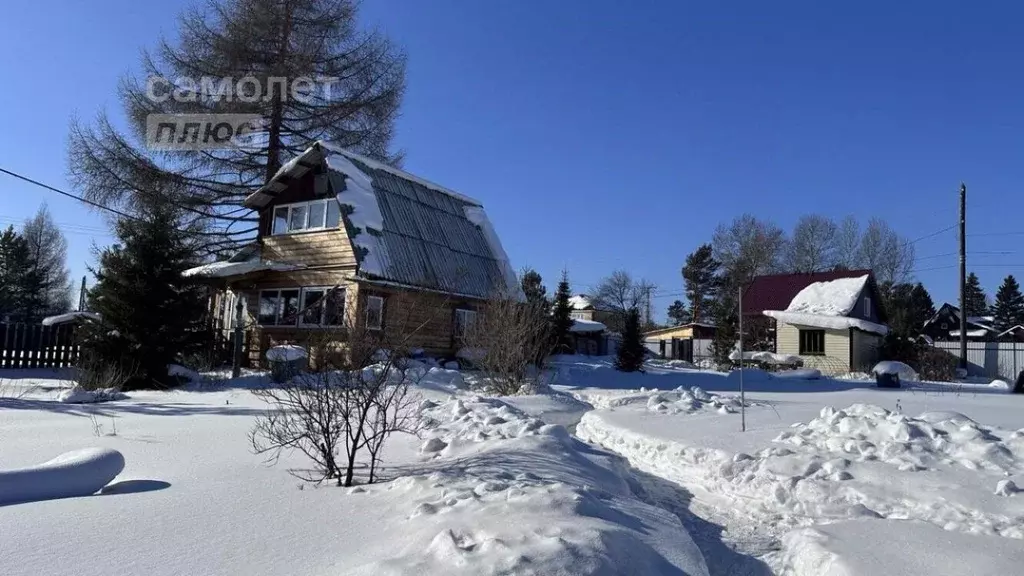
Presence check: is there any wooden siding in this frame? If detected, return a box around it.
[850,330,882,371]
[643,326,695,341]
[262,229,356,268]
[355,283,480,357]
[777,322,851,373]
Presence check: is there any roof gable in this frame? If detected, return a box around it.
[742,270,874,317]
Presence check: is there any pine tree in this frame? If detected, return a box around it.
[908,283,936,333]
[991,275,1024,333]
[666,300,691,326]
[0,226,30,321]
[82,205,208,389]
[682,243,720,324]
[550,270,574,354]
[520,269,548,309]
[964,272,988,317]
[615,308,646,372]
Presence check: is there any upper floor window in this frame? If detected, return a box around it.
[271,199,340,235]
[864,296,872,317]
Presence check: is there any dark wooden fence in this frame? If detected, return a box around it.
[0,323,79,369]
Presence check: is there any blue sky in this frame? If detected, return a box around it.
[2,1,1023,314]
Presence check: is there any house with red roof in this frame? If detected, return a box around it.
[743,270,889,373]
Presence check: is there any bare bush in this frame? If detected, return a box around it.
[463,287,552,395]
[73,354,139,391]
[250,290,438,486]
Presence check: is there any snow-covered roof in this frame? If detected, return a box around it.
[997,325,1024,337]
[41,311,100,326]
[570,319,606,333]
[785,275,869,316]
[242,141,517,299]
[763,310,889,336]
[182,258,304,279]
[949,329,993,338]
[569,295,593,310]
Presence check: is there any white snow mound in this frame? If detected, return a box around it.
[58,386,129,404]
[266,345,308,362]
[0,448,125,505]
[786,275,869,316]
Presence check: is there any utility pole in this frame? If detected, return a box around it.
[958,183,967,373]
[78,276,87,311]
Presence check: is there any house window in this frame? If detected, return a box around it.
[454,308,477,340]
[940,322,948,330]
[259,287,344,327]
[570,311,587,320]
[799,329,826,355]
[864,296,871,317]
[365,295,384,331]
[270,199,341,235]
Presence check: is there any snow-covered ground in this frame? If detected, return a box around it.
[557,357,1024,575]
[3,357,1022,575]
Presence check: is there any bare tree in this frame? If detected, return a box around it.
[856,218,915,284]
[69,0,406,256]
[712,214,787,286]
[590,271,656,332]
[462,285,552,395]
[19,204,72,320]
[250,290,438,487]
[785,214,838,272]
[834,215,861,269]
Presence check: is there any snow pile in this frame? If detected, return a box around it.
[775,404,1023,474]
[989,379,1012,391]
[775,369,823,380]
[764,310,889,336]
[774,519,1024,576]
[58,386,129,404]
[786,275,869,316]
[871,361,918,381]
[729,350,802,365]
[569,318,606,333]
[265,345,308,362]
[41,311,100,326]
[645,387,751,415]
[346,395,709,575]
[167,364,200,382]
[0,448,125,505]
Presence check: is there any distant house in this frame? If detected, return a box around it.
[183,141,518,365]
[922,303,997,342]
[569,318,616,355]
[759,272,888,373]
[568,295,617,326]
[643,323,716,360]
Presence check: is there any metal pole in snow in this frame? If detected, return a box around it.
[739,285,745,432]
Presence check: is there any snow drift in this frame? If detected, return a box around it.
[0,448,125,505]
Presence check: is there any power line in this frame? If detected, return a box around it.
[908,224,957,245]
[0,167,136,220]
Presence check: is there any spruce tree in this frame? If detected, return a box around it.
[682,243,720,324]
[615,308,646,372]
[991,275,1024,333]
[710,288,739,366]
[908,283,936,333]
[82,205,208,389]
[963,272,988,317]
[551,270,574,354]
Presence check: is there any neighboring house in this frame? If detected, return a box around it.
[184,141,518,365]
[761,273,889,374]
[568,294,617,326]
[922,303,997,341]
[996,325,1024,342]
[642,323,716,360]
[569,318,615,355]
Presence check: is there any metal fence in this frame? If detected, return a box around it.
[0,323,79,369]
[932,340,1024,380]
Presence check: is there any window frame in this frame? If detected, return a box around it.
[454,308,478,340]
[365,295,384,331]
[864,296,872,317]
[258,287,346,327]
[798,329,826,356]
[268,199,338,235]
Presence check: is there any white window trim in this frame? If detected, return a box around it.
[864,296,872,317]
[366,295,384,331]
[271,199,336,235]
[454,308,477,339]
[259,287,345,327]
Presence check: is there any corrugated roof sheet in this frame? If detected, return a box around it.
[338,157,508,298]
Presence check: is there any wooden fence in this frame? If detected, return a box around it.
[0,323,79,369]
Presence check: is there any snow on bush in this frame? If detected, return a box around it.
[871,361,918,381]
[58,386,128,404]
[0,447,125,505]
[645,387,750,415]
[729,351,803,366]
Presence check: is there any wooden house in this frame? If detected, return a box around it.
[184,141,518,366]
[922,303,997,342]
